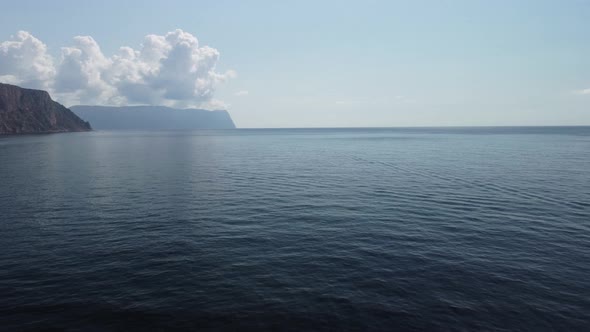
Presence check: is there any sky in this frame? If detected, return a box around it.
[0,0,589,128]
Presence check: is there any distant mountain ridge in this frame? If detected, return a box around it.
[0,83,91,134]
[70,105,236,130]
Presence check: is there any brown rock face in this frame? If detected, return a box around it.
[0,83,91,134]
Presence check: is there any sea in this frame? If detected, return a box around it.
[0,127,589,331]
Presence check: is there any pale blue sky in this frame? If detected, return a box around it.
[1,0,590,127]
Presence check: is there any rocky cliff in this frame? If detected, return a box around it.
[71,105,236,130]
[0,83,91,134]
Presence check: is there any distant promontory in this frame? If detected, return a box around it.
[0,83,92,135]
[70,105,236,130]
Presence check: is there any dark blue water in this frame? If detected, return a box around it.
[1,127,589,331]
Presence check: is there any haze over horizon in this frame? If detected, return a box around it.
[1,0,589,128]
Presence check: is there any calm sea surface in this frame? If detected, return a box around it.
[1,127,589,331]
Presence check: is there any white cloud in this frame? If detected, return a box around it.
[235,90,249,96]
[0,31,55,90]
[0,29,234,108]
[205,98,230,110]
[573,88,590,95]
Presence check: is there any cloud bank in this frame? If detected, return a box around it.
[0,30,234,108]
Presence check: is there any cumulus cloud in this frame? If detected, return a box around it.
[573,88,590,95]
[235,90,249,96]
[0,29,234,108]
[0,31,55,90]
